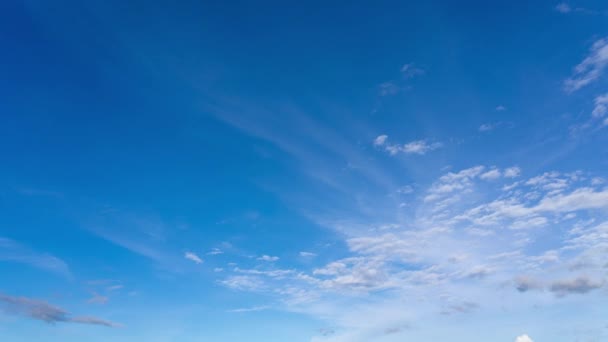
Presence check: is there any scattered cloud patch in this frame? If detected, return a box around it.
[207,248,224,255]
[400,63,425,79]
[549,276,603,296]
[592,93,608,123]
[495,105,507,111]
[0,294,119,327]
[257,255,279,262]
[378,82,400,96]
[555,2,571,13]
[184,252,203,264]
[479,123,497,132]
[480,169,502,180]
[504,167,521,178]
[564,37,608,92]
[374,135,442,156]
[300,252,317,257]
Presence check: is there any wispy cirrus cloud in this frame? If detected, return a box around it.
[0,293,120,327]
[184,251,203,264]
[564,37,608,92]
[0,238,70,278]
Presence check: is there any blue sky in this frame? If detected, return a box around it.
[1,1,608,341]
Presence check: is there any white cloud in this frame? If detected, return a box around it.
[479,123,496,132]
[592,92,608,118]
[504,167,521,178]
[480,169,501,180]
[564,37,608,92]
[555,2,571,13]
[378,82,400,96]
[207,248,224,255]
[300,252,317,257]
[257,255,279,262]
[400,63,425,78]
[216,167,608,341]
[402,140,442,155]
[373,135,442,156]
[495,105,507,111]
[184,251,203,264]
[373,135,388,146]
[515,334,534,342]
[228,305,269,313]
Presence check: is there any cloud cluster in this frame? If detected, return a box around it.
[217,166,608,341]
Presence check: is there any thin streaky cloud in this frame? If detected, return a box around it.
[564,37,608,92]
[0,237,71,278]
[185,251,203,264]
[0,293,120,327]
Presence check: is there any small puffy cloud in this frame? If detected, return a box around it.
[402,140,442,155]
[564,37,608,92]
[299,252,317,257]
[480,169,502,180]
[504,167,521,178]
[400,63,425,78]
[495,105,507,111]
[184,252,203,264]
[373,135,441,155]
[373,135,388,146]
[207,248,224,255]
[257,255,279,262]
[479,123,496,132]
[515,334,534,342]
[0,293,119,327]
[555,2,571,13]
[379,82,400,96]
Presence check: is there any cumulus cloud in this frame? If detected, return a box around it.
[184,251,203,264]
[373,135,441,155]
[564,37,608,92]
[0,294,119,327]
[515,334,534,342]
